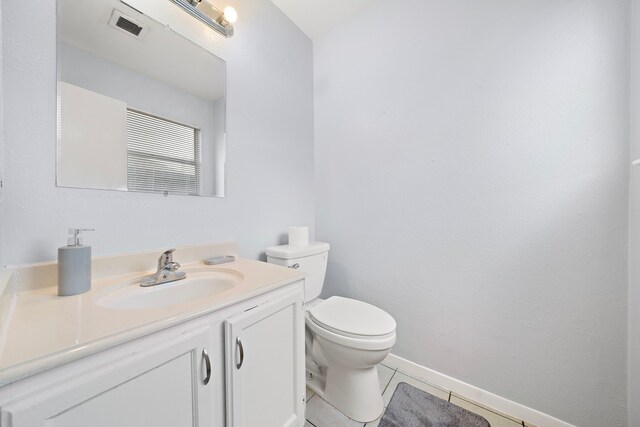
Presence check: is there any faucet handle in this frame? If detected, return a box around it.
[157,249,177,269]
[165,261,181,272]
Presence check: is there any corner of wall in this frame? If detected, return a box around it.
[0,0,5,269]
[629,0,639,425]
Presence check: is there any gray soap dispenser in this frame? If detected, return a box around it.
[58,228,94,296]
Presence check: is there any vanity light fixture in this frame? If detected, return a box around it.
[171,0,237,38]
[217,6,238,26]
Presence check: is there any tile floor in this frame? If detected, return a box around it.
[304,363,534,427]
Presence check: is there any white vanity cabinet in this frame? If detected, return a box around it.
[0,282,305,427]
[1,327,217,427]
[225,291,305,427]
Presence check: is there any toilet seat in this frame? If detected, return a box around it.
[306,316,396,351]
[310,296,396,338]
[267,241,395,422]
[307,297,396,351]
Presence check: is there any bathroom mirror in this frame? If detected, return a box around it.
[57,0,226,197]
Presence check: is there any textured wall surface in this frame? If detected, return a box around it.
[1,0,634,425]
[0,0,4,268]
[1,0,314,265]
[629,1,640,426]
[314,1,629,425]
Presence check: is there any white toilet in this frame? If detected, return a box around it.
[266,242,396,423]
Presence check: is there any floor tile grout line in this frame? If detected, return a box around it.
[449,391,525,424]
[394,367,450,394]
[307,368,396,427]
[381,362,394,370]
[304,392,316,427]
[308,389,369,426]
[308,366,527,427]
[383,368,524,426]
[310,364,527,427]
[380,368,397,395]
[389,369,452,400]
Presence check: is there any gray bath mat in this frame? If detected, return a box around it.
[379,382,490,427]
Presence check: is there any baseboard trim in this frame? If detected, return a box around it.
[382,353,575,427]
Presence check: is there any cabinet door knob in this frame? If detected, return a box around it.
[236,337,244,369]
[202,348,212,385]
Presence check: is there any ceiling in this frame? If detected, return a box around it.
[269,0,377,40]
[58,0,226,102]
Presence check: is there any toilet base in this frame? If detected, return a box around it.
[307,365,384,423]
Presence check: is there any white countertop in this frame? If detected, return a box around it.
[0,244,305,386]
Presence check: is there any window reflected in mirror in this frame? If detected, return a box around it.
[56,0,226,197]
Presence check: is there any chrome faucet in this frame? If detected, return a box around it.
[140,249,187,287]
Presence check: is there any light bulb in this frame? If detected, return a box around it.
[223,6,238,24]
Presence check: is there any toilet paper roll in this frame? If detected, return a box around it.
[288,226,309,247]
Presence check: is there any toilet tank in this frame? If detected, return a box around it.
[266,242,330,302]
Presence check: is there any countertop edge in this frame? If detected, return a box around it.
[0,273,304,387]
[0,268,13,301]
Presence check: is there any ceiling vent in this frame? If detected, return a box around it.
[108,9,149,39]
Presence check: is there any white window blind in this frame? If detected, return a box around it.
[126,109,201,196]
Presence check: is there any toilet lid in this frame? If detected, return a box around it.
[309,296,396,338]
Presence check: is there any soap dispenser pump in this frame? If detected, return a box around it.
[58,228,94,296]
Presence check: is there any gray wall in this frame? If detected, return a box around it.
[313,0,629,426]
[629,1,640,425]
[1,0,314,265]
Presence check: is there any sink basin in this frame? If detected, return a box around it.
[96,269,242,310]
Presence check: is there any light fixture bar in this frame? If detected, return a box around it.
[170,0,234,38]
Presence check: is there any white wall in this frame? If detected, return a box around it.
[0,0,4,269]
[1,0,314,265]
[212,98,226,196]
[629,1,640,426]
[59,43,220,195]
[314,1,629,426]
[57,82,128,190]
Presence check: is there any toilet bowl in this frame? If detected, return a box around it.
[266,242,396,423]
[306,296,396,421]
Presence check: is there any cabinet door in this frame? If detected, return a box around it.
[2,328,216,427]
[225,289,305,427]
